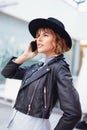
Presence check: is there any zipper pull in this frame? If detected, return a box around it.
[44,86,47,109]
[27,104,31,114]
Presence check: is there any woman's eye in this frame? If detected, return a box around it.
[36,34,40,38]
[44,33,48,36]
[36,32,49,38]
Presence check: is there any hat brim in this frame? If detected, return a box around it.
[28,18,72,49]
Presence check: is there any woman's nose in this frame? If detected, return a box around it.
[37,36,43,41]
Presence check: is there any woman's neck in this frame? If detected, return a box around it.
[44,54,58,64]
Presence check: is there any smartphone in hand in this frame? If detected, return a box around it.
[30,41,37,52]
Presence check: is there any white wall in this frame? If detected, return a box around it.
[1,0,87,40]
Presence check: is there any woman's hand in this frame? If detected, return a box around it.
[12,42,38,64]
[22,42,38,60]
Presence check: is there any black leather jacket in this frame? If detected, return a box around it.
[1,54,82,130]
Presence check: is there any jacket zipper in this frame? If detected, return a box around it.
[27,79,40,115]
[44,86,47,109]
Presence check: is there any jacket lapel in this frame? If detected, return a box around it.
[21,54,64,89]
[22,64,50,88]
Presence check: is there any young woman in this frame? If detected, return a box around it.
[1,17,82,130]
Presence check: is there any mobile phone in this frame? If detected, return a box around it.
[30,41,37,52]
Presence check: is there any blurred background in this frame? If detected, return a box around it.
[0,0,87,129]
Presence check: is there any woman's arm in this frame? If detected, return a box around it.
[1,57,26,80]
[12,42,38,64]
[54,63,82,130]
[1,42,38,79]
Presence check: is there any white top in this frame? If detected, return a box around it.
[6,109,50,130]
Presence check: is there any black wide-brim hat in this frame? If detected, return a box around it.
[28,17,72,49]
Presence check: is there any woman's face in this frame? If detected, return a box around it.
[36,28,57,58]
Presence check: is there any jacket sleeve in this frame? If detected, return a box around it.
[1,57,26,80]
[54,63,82,130]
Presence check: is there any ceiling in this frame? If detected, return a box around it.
[64,0,87,12]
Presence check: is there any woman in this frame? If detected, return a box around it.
[1,17,82,130]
